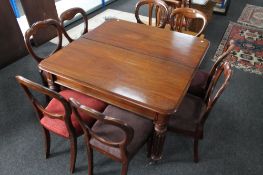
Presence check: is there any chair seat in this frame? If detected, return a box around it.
[168,94,206,136]
[40,89,107,138]
[188,70,209,98]
[90,105,153,159]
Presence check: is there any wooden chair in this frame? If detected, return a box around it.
[24,19,70,89]
[135,0,169,28]
[70,99,153,175]
[164,0,190,9]
[188,40,235,99]
[60,7,88,42]
[168,61,233,162]
[170,7,207,37]
[16,76,107,173]
[162,0,190,27]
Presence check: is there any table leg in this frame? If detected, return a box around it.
[45,72,57,91]
[151,116,168,161]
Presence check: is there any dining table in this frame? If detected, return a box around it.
[39,19,209,161]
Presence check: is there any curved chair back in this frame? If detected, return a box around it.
[24,19,67,63]
[200,62,233,125]
[60,7,88,42]
[164,0,190,8]
[16,75,75,136]
[170,7,207,36]
[135,0,169,28]
[70,98,134,152]
[205,40,235,93]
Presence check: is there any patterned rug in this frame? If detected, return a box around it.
[237,4,263,28]
[214,22,263,75]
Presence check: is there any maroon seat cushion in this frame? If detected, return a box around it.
[188,70,209,98]
[168,94,206,136]
[40,90,107,138]
[90,105,153,159]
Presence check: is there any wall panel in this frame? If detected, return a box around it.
[20,0,59,45]
[0,0,27,68]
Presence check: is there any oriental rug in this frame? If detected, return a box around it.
[237,4,263,29]
[214,22,263,75]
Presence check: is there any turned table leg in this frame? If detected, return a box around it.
[45,72,58,91]
[151,115,169,161]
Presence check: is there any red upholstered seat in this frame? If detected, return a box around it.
[188,70,209,98]
[40,90,107,138]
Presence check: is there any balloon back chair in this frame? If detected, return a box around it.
[70,98,153,175]
[168,61,233,162]
[135,0,169,28]
[16,75,107,173]
[170,7,207,37]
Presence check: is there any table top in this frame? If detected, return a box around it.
[39,20,209,118]
[83,20,209,68]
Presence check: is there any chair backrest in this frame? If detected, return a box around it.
[16,75,75,136]
[135,0,169,28]
[69,98,134,154]
[170,7,207,36]
[205,40,235,93]
[24,19,68,63]
[200,62,233,125]
[163,0,190,8]
[60,7,88,42]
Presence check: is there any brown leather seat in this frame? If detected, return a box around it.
[91,105,153,159]
[70,100,153,175]
[169,94,206,134]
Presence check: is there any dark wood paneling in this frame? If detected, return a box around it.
[20,0,59,45]
[0,0,27,68]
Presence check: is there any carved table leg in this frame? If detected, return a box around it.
[45,72,58,92]
[151,115,169,161]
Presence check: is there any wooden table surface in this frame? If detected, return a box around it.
[83,20,209,68]
[39,20,209,160]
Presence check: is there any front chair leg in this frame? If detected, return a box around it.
[121,162,129,175]
[43,128,50,159]
[193,139,199,163]
[87,145,93,175]
[70,137,77,173]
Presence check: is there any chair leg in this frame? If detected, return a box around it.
[121,162,129,175]
[43,128,50,159]
[70,137,77,173]
[87,145,93,175]
[193,139,199,163]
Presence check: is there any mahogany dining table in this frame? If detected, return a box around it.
[39,19,209,161]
